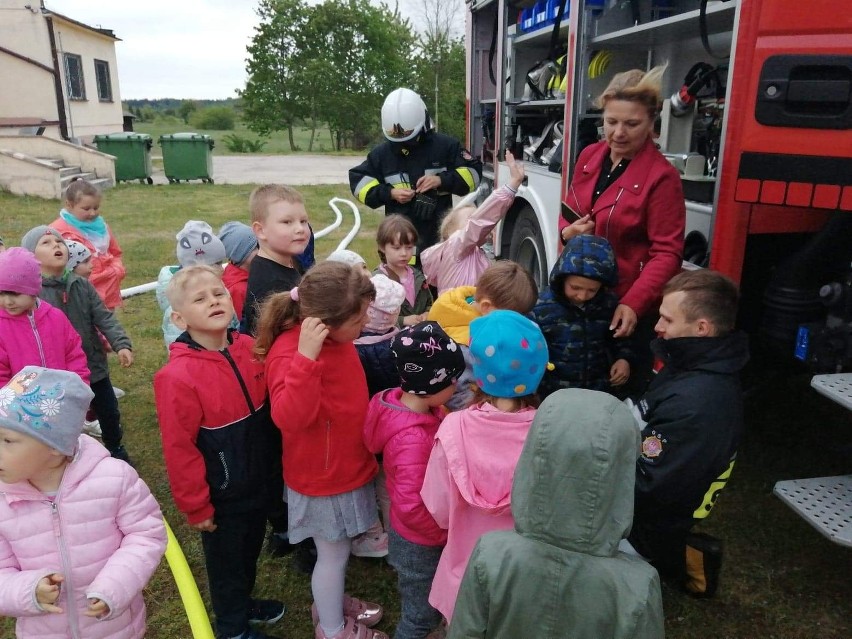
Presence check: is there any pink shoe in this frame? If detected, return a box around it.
[351,531,388,558]
[312,594,383,628]
[314,616,388,639]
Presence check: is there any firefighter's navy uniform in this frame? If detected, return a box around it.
[349,130,482,252]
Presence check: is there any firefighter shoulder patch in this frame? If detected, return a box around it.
[642,435,664,458]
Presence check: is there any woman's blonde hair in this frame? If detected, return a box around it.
[254,261,376,359]
[595,63,668,119]
[439,205,476,241]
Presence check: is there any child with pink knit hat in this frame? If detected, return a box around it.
[0,247,90,386]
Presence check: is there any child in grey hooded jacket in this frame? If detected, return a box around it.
[448,388,664,639]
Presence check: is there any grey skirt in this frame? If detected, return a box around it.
[288,480,379,544]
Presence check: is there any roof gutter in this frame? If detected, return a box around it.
[44,15,69,140]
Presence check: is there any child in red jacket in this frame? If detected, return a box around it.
[219,221,259,329]
[254,261,387,639]
[154,265,285,639]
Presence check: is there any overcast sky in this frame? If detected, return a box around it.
[52,0,459,100]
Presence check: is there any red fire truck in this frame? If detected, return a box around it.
[465,0,852,369]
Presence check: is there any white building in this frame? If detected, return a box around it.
[0,0,124,141]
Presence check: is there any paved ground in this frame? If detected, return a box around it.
[150,154,357,185]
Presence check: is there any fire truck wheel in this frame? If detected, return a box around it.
[509,206,548,289]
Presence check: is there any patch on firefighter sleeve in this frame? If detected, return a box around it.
[641,434,665,459]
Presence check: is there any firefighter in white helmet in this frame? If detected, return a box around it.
[349,88,482,256]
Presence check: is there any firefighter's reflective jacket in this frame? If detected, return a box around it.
[349,131,482,250]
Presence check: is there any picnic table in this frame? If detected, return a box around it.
[773,373,852,547]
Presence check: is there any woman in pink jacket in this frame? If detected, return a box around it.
[420,311,549,622]
[0,248,90,386]
[421,151,524,296]
[50,179,126,310]
[0,367,166,639]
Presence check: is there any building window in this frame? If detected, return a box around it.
[94,59,113,102]
[64,53,86,100]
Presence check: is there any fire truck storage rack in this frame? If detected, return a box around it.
[773,374,852,548]
[466,0,738,284]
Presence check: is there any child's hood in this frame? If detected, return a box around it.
[512,389,639,557]
[438,403,535,514]
[0,434,111,503]
[549,235,618,304]
[363,388,443,454]
[427,285,479,345]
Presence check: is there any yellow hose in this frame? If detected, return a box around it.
[163,519,215,639]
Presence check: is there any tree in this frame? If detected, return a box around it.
[179,100,198,124]
[413,0,466,141]
[240,0,310,150]
[294,0,418,150]
[414,36,466,143]
[191,106,236,130]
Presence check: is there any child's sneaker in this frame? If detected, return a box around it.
[311,594,383,628]
[314,616,388,639]
[351,531,388,558]
[248,599,286,625]
[83,419,102,438]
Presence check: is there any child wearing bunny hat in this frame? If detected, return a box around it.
[155,221,232,346]
[420,310,549,623]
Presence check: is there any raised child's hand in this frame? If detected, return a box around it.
[117,349,133,368]
[299,317,329,360]
[505,150,525,190]
[36,573,64,613]
[84,597,110,618]
[191,517,217,533]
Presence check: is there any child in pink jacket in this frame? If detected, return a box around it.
[0,366,166,639]
[0,248,90,385]
[363,322,465,639]
[420,151,524,296]
[420,311,549,622]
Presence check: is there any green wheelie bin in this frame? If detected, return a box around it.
[93,132,154,184]
[158,132,215,183]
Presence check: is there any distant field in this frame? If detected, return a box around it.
[135,120,367,157]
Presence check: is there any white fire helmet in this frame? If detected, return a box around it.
[381,88,427,142]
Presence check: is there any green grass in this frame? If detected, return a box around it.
[135,120,365,157]
[1,184,851,638]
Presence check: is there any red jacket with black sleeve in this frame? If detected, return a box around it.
[154,331,275,524]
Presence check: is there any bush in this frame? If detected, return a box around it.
[190,106,236,130]
[222,133,267,153]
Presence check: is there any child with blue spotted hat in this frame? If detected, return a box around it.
[420,309,548,623]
